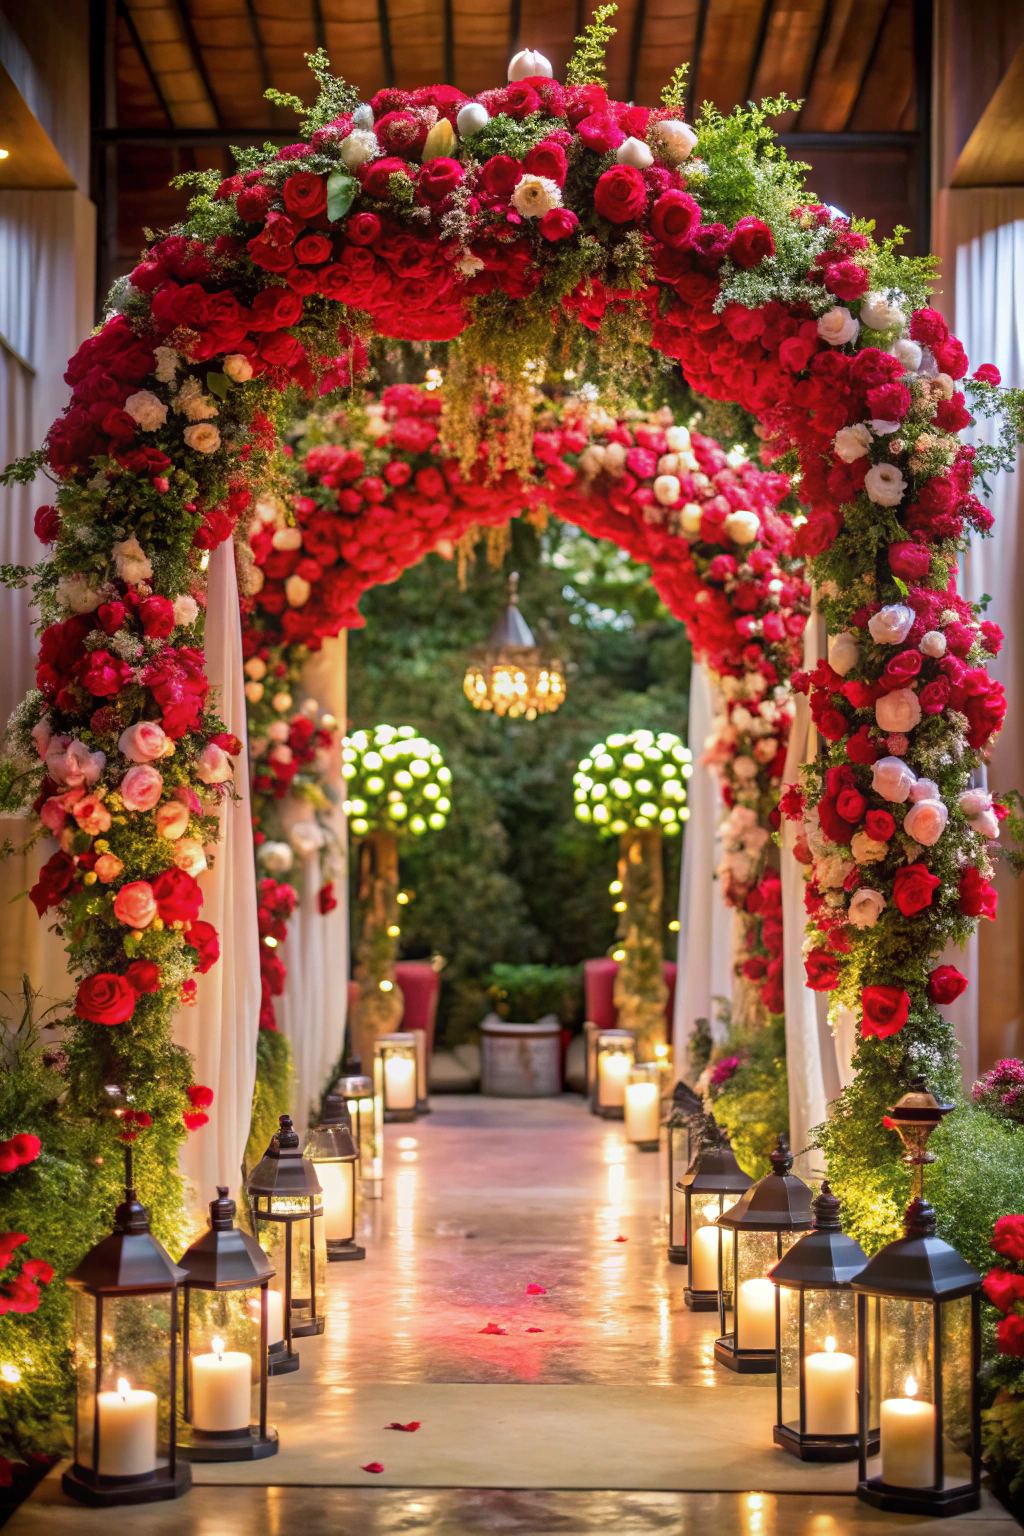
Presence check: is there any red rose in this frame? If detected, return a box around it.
[919,678,950,715]
[524,141,567,185]
[34,505,60,543]
[126,959,161,994]
[9,1134,41,1166]
[188,1083,214,1109]
[729,217,774,268]
[651,190,700,249]
[864,809,895,841]
[861,984,910,1039]
[29,850,79,917]
[974,363,1001,387]
[539,208,579,242]
[593,165,647,225]
[892,863,940,917]
[75,972,137,1026]
[318,881,338,915]
[293,233,332,265]
[983,1268,1024,1313]
[816,707,849,742]
[477,156,522,200]
[926,964,968,1005]
[997,1315,1024,1357]
[577,113,624,154]
[186,919,221,974]
[823,259,869,300]
[888,541,931,580]
[139,594,175,639]
[805,950,842,992]
[845,726,879,766]
[282,172,327,220]
[835,786,866,823]
[21,1258,53,1285]
[236,184,273,222]
[959,866,997,920]
[742,956,767,981]
[249,287,304,332]
[151,867,204,925]
[347,212,381,245]
[882,650,922,688]
[183,1111,209,1132]
[82,649,130,697]
[992,1215,1024,1263]
[361,157,412,200]
[418,158,464,204]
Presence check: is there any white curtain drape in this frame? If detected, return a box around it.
[673,662,734,1074]
[172,541,261,1206]
[935,188,1024,1073]
[277,633,350,1126]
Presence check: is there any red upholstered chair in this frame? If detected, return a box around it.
[395,961,440,1068]
[663,961,677,1031]
[584,958,618,1029]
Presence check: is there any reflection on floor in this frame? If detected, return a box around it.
[7,1096,1016,1531]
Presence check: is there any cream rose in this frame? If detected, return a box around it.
[848,887,886,928]
[665,425,691,452]
[903,798,948,846]
[183,423,221,454]
[602,442,628,476]
[153,346,179,383]
[512,174,562,218]
[868,604,915,645]
[654,474,681,507]
[172,594,199,628]
[259,840,294,875]
[724,509,760,544]
[817,307,858,346]
[339,129,381,168]
[56,574,102,614]
[876,688,922,734]
[112,537,153,585]
[124,390,168,431]
[289,821,327,857]
[833,423,872,463]
[616,136,654,168]
[245,656,268,681]
[272,526,303,551]
[919,630,946,658]
[959,788,1000,839]
[196,743,233,785]
[172,837,208,877]
[864,462,907,506]
[732,755,759,781]
[223,353,254,383]
[245,681,265,704]
[851,832,888,865]
[285,574,312,607]
[828,632,860,676]
[892,338,923,373]
[871,755,916,803]
[860,291,905,332]
[654,118,698,163]
[680,502,703,534]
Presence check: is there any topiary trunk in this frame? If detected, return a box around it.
[613,827,668,1061]
[352,829,403,1063]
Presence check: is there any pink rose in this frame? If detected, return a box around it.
[173,784,203,816]
[120,763,164,811]
[31,718,51,759]
[119,720,168,763]
[39,796,69,834]
[172,837,208,877]
[195,743,233,785]
[47,738,105,788]
[870,756,916,803]
[71,793,112,836]
[875,688,922,735]
[903,798,948,846]
[155,800,190,840]
[94,852,124,883]
[113,880,157,928]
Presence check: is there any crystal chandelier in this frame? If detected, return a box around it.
[463,572,566,720]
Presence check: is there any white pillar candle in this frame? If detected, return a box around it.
[384,1054,417,1110]
[624,1081,661,1143]
[248,1288,284,1345]
[737,1276,776,1349]
[690,1223,720,1291]
[191,1339,251,1433]
[317,1160,354,1242]
[96,1377,158,1477]
[881,1377,935,1487]
[599,1051,631,1107]
[805,1336,857,1434]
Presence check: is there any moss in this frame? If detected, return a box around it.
[244,1029,293,1172]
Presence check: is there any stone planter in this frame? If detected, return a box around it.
[480,1014,562,1097]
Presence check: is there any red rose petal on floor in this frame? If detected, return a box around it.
[361,1463,384,1474]
[525,1284,547,1295]
[386,1422,421,1432]
[525,1327,544,1333]
[479,1322,506,1334]
[614,1236,628,1242]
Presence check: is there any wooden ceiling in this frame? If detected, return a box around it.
[98,0,927,293]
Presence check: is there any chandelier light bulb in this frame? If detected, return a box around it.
[463,571,566,720]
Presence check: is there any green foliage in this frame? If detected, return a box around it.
[0,450,47,488]
[660,64,689,114]
[485,963,583,1027]
[983,1392,1024,1516]
[708,1014,789,1178]
[689,1015,713,1076]
[565,4,618,88]
[928,1108,1024,1274]
[245,1029,293,1170]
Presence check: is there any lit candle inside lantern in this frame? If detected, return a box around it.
[248,1288,284,1345]
[96,1376,158,1477]
[881,1375,935,1487]
[384,1053,416,1111]
[317,1160,354,1242]
[805,1335,857,1435]
[191,1337,251,1434]
[599,1051,631,1108]
[690,1223,720,1291]
[624,1080,660,1143]
[737,1276,776,1349]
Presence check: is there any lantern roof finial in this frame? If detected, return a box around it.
[716,1131,813,1232]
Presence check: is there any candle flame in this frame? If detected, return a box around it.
[824,1335,836,1354]
[116,1377,131,1398]
[904,1374,918,1398]
[212,1336,225,1360]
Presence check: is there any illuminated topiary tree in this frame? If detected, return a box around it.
[342,726,451,1056]
[574,730,691,1059]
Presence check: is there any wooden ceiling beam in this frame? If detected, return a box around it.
[797,0,891,133]
[166,0,222,123]
[685,0,711,119]
[117,0,173,123]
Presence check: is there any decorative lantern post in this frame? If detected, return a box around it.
[624,1062,661,1149]
[852,1077,981,1516]
[304,1095,364,1261]
[463,570,566,720]
[335,1065,384,1198]
[62,1150,191,1506]
[770,1181,871,1461]
[680,1126,752,1309]
[375,1032,419,1122]
[246,1115,326,1374]
[591,1028,636,1118]
[715,1134,813,1372]
[666,1081,703,1264]
[177,1187,278,1461]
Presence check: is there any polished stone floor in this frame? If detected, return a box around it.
[9,1096,1017,1532]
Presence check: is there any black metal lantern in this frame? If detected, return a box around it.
[375,1032,419,1122]
[334,1066,384,1199]
[63,1150,191,1506]
[666,1081,703,1264]
[177,1187,277,1461]
[305,1095,364,1262]
[715,1134,813,1373]
[591,1028,636,1119]
[680,1127,752,1309]
[246,1115,326,1374]
[770,1181,872,1461]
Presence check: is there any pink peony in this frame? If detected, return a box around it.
[94,852,124,883]
[47,738,105,788]
[903,798,948,846]
[120,763,164,811]
[155,801,190,840]
[119,720,168,763]
[112,880,157,928]
[195,743,233,785]
[71,793,112,836]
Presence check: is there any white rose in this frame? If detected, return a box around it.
[654,119,698,164]
[112,537,153,585]
[724,509,760,544]
[285,574,312,607]
[603,442,627,476]
[56,574,102,614]
[726,446,748,469]
[654,474,681,507]
[259,840,294,875]
[680,502,704,534]
[726,805,758,834]
[223,353,254,383]
[511,174,562,218]
[657,453,680,475]
[665,425,691,452]
[352,103,374,129]
[245,656,267,681]
[153,346,179,383]
[616,136,654,168]
[828,632,860,676]
[183,423,221,455]
[508,47,552,79]
[244,681,264,704]
[124,390,168,431]
[892,338,923,373]
[172,837,208,877]
[875,688,922,734]
[871,755,916,803]
[920,630,946,658]
[860,291,905,332]
[868,603,915,645]
[339,129,381,168]
[289,820,326,857]
[903,798,948,846]
[196,742,233,785]
[173,594,199,627]
[864,462,907,506]
[871,418,901,435]
[851,832,888,865]
[970,808,1000,838]
[833,423,872,463]
[817,307,859,346]
[456,102,490,136]
[909,778,940,803]
[183,392,218,423]
[272,526,303,551]
[849,887,886,928]
[732,755,759,781]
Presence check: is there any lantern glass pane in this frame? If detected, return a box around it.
[668,1124,689,1248]
[688,1194,724,1293]
[879,1297,935,1489]
[779,1284,800,1430]
[81,1292,173,1475]
[310,1156,356,1245]
[624,1063,661,1144]
[74,1290,97,1470]
[940,1295,973,1485]
[596,1039,634,1110]
[378,1039,417,1113]
[186,1291,258,1431]
[802,1290,858,1438]
[734,1232,780,1351]
[288,1217,327,1329]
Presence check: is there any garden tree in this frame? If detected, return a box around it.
[573,728,690,1056]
